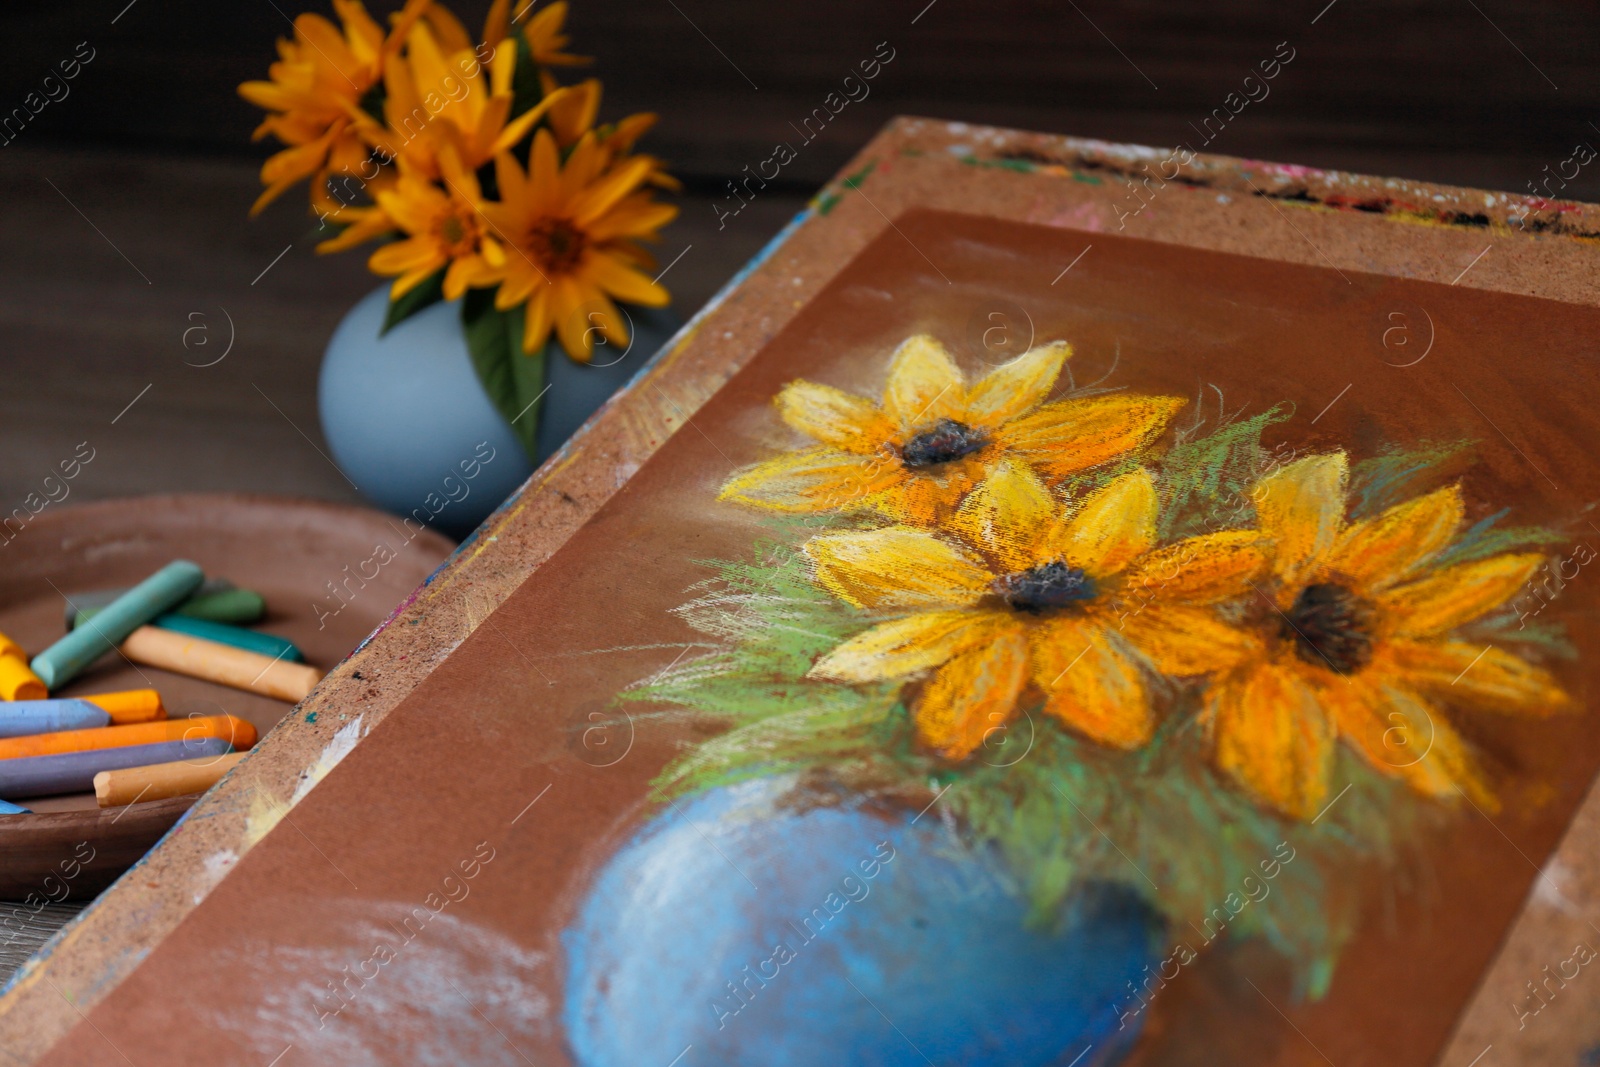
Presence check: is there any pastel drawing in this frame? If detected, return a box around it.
[563,333,1577,1065]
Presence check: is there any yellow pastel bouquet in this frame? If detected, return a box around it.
[241,0,677,455]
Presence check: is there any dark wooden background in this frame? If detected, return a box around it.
[3,0,1598,515]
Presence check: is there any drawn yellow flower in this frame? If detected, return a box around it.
[238,0,428,214]
[721,336,1186,525]
[483,129,676,359]
[1207,452,1569,820]
[807,461,1265,760]
[365,144,505,299]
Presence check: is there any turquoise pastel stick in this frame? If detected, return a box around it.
[0,799,30,815]
[64,578,237,627]
[0,699,109,739]
[31,561,205,690]
[149,615,303,663]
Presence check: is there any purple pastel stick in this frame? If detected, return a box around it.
[0,737,235,798]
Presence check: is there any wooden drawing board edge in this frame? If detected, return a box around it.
[3,116,1597,1064]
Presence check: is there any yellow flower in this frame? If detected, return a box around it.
[238,0,428,214]
[1207,452,1569,820]
[538,73,679,190]
[482,128,676,359]
[365,144,505,300]
[721,336,1186,525]
[369,20,565,181]
[522,0,591,66]
[807,461,1266,760]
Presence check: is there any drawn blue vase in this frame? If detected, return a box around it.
[563,776,1162,1067]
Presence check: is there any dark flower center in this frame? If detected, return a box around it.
[899,418,989,469]
[527,217,587,275]
[1281,583,1373,674]
[994,562,1098,614]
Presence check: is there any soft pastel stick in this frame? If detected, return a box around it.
[80,688,166,725]
[95,750,246,808]
[0,699,109,738]
[0,631,47,701]
[146,615,303,663]
[0,737,234,799]
[0,713,256,762]
[33,561,206,690]
[66,578,236,624]
[72,586,265,630]
[0,799,31,815]
[120,627,322,704]
[0,652,46,701]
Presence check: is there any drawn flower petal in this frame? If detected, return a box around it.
[964,341,1071,427]
[883,335,965,432]
[1252,452,1348,590]
[867,464,984,526]
[775,380,893,454]
[1120,605,1260,676]
[1326,484,1464,592]
[1041,468,1157,577]
[997,394,1186,478]
[805,527,993,610]
[1211,660,1333,820]
[719,447,903,513]
[1032,620,1152,749]
[1378,553,1543,637]
[948,459,1059,572]
[914,629,1030,760]
[1384,639,1569,714]
[1321,679,1493,809]
[1120,529,1266,605]
[810,610,1010,683]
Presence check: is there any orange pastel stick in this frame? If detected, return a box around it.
[0,714,256,761]
[80,688,167,725]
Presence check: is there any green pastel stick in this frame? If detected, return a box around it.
[148,615,303,663]
[64,578,235,625]
[72,587,265,630]
[32,561,205,690]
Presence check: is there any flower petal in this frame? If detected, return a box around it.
[1119,605,1260,676]
[811,610,1008,683]
[1032,620,1152,749]
[1321,680,1493,809]
[948,460,1059,572]
[914,629,1030,760]
[775,380,894,454]
[1120,529,1267,605]
[1378,553,1542,637]
[997,394,1185,478]
[1211,660,1333,820]
[1384,639,1569,714]
[1325,485,1464,592]
[720,447,903,513]
[1040,468,1157,577]
[805,528,993,610]
[882,335,965,432]
[964,341,1070,427]
[1252,452,1349,590]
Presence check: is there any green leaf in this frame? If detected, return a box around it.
[462,289,544,460]
[380,269,446,335]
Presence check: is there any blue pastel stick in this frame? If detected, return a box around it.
[0,799,30,815]
[0,736,234,798]
[31,561,205,690]
[0,699,110,739]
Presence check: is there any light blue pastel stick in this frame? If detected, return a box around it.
[0,799,30,815]
[0,699,109,739]
[31,560,205,690]
[0,736,234,798]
